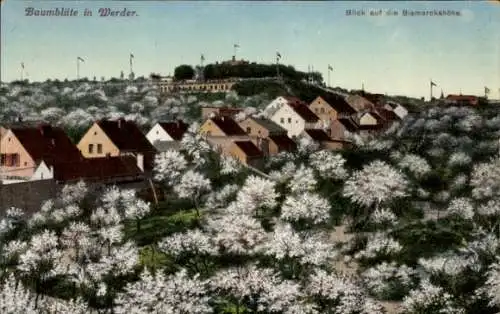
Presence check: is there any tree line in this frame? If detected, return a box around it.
[173,63,323,83]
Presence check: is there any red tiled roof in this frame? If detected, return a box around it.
[233,141,263,157]
[319,95,357,114]
[97,119,156,153]
[268,134,297,152]
[446,95,478,101]
[377,108,400,121]
[357,124,384,130]
[158,120,189,141]
[304,129,333,142]
[283,96,306,105]
[10,124,83,165]
[210,117,247,136]
[369,111,386,122]
[337,117,359,132]
[289,103,319,122]
[53,155,143,182]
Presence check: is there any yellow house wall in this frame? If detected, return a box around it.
[77,123,120,158]
[309,97,338,122]
[238,119,270,138]
[199,120,226,137]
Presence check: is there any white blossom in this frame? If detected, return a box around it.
[354,233,403,260]
[402,279,465,314]
[398,154,431,178]
[343,160,408,207]
[309,150,349,180]
[470,157,500,200]
[159,229,218,256]
[288,165,317,194]
[174,170,211,202]
[361,261,416,298]
[154,150,188,184]
[448,152,472,168]
[281,192,331,225]
[447,197,475,220]
[115,269,212,314]
[306,269,384,314]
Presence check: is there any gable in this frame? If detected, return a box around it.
[359,113,378,125]
[0,130,36,166]
[200,119,226,136]
[77,123,119,155]
[147,124,172,143]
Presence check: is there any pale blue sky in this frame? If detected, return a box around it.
[1,1,499,99]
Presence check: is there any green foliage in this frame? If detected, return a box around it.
[232,80,288,98]
[390,219,472,266]
[174,64,195,80]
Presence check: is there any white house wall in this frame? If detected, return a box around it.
[393,105,408,119]
[359,113,378,126]
[146,123,173,145]
[31,161,53,181]
[271,104,306,138]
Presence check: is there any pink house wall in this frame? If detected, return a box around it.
[0,131,36,178]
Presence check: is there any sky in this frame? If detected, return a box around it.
[1,1,499,99]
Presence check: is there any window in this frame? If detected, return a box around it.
[88,144,94,154]
[8,137,11,142]
[280,118,284,124]
[97,144,103,154]
[0,154,5,166]
[94,131,97,135]
[320,108,325,113]
[246,127,251,133]
[11,154,19,167]
[288,118,292,124]
[24,162,27,166]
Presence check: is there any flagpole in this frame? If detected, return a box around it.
[20,63,24,81]
[430,79,433,101]
[328,66,331,88]
[130,54,133,75]
[77,58,80,80]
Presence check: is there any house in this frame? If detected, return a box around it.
[0,124,83,179]
[264,96,305,117]
[201,107,244,120]
[329,117,359,140]
[77,118,157,171]
[265,134,297,156]
[383,102,408,120]
[354,112,384,126]
[270,101,321,138]
[301,129,352,150]
[238,117,287,138]
[146,120,189,144]
[444,94,479,106]
[36,156,144,184]
[345,95,377,112]
[152,140,183,154]
[227,140,264,169]
[309,95,357,127]
[199,116,247,137]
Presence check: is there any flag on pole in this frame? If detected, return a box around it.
[21,62,24,69]
[328,64,333,71]
[234,44,240,48]
[77,57,85,62]
[430,81,437,87]
[485,86,490,94]
[201,54,205,62]
[130,53,134,59]
[276,52,281,59]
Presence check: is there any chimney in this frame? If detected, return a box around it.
[232,55,235,62]
[118,118,125,129]
[51,138,56,147]
[136,153,144,172]
[177,119,182,128]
